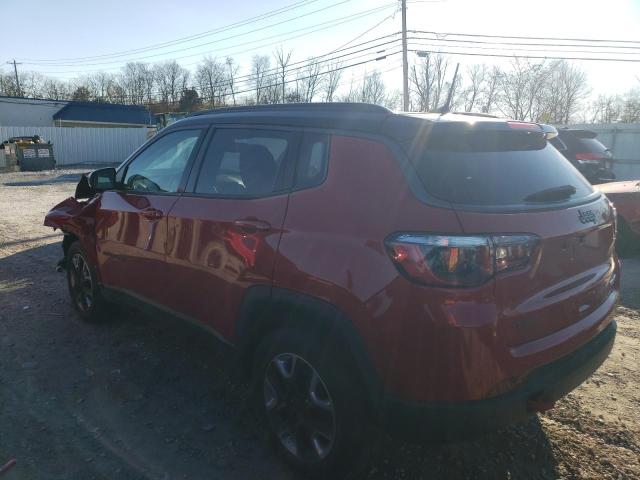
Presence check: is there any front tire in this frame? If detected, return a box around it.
[252,328,374,479]
[66,241,109,323]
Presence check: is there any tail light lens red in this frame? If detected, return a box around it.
[575,152,604,164]
[385,233,539,287]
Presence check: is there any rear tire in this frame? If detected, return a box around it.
[252,327,374,479]
[66,241,110,323]
[616,217,639,258]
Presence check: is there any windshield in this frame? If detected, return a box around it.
[412,130,594,206]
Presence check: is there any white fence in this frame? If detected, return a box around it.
[570,123,640,180]
[0,126,149,166]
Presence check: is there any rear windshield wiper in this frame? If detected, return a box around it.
[523,184,577,203]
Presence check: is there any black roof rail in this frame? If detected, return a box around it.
[189,102,392,117]
[449,111,499,118]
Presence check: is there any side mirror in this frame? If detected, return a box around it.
[75,167,117,199]
[89,167,117,191]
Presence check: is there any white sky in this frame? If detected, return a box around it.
[1,0,639,97]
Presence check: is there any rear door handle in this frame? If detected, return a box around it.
[140,208,163,220]
[233,219,271,232]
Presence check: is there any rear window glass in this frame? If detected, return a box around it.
[578,138,608,153]
[412,130,594,206]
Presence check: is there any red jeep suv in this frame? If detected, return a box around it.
[45,104,619,477]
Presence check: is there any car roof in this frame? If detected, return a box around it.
[168,103,523,141]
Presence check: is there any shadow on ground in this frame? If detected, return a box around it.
[620,257,640,309]
[2,173,82,187]
[0,243,564,479]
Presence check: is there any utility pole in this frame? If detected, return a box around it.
[401,0,409,111]
[6,59,22,97]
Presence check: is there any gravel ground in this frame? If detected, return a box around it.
[0,168,639,480]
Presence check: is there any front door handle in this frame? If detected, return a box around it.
[140,208,163,220]
[233,219,271,232]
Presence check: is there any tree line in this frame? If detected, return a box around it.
[1,49,639,124]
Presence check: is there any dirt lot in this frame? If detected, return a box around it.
[0,168,639,480]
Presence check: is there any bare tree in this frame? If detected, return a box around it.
[154,60,189,108]
[587,95,621,123]
[84,72,115,101]
[18,71,46,98]
[482,66,501,113]
[410,53,450,111]
[323,61,343,102]
[42,78,71,100]
[121,62,154,105]
[251,55,271,104]
[622,89,640,122]
[338,71,385,105]
[196,56,227,108]
[274,47,292,103]
[541,60,589,124]
[498,59,552,121]
[462,65,486,112]
[299,59,322,102]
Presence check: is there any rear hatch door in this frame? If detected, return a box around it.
[408,122,616,357]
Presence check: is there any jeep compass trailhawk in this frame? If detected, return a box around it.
[45,104,619,478]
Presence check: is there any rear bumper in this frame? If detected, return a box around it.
[381,320,616,442]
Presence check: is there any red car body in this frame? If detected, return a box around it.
[596,180,640,237]
[45,104,618,440]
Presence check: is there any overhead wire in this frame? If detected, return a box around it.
[15,0,323,62]
[31,3,397,75]
[22,1,393,67]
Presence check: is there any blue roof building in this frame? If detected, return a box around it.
[53,102,153,127]
[0,96,153,128]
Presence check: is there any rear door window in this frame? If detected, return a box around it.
[195,129,295,197]
[412,130,594,207]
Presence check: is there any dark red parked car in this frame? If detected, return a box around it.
[596,180,640,257]
[45,104,619,478]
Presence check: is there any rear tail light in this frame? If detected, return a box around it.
[385,233,539,287]
[575,152,604,164]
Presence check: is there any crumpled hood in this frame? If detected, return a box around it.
[44,196,98,233]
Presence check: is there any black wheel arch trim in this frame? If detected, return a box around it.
[234,285,384,417]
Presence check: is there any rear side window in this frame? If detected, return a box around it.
[412,130,594,206]
[294,133,329,190]
[195,129,294,197]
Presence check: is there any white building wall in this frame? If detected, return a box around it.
[0,126,149,166]
[0,98,68,127]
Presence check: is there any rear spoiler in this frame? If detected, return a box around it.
[507,121,558,139]
[538,123,558,140]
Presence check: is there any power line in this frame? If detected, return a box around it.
[24,0,388,67]
[409,48,640,63]
[408,39,640,57]
[5,60,22,96]
[410,32,640,52]
[331,8,398,52]
[16,0,322,63]
[30,4,397,75]
[411,30,640,45]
